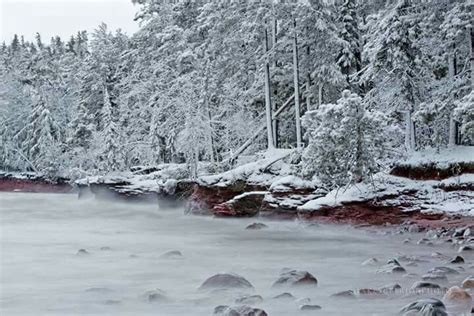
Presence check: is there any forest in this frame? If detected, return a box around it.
[0,0,472,188]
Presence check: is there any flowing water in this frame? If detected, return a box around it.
[0,192,472,316]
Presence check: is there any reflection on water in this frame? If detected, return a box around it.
[0,192,471,315]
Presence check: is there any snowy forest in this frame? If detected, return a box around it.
[0,0,473,187]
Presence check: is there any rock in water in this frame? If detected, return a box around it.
[330,290,356,299]
[272,270,318,288]
[410,282,441,291]
[361,258,379,266]
[199,273,254,291]
[462,277,474,289]
[299,304,322,311]
[213,305,267,316]
[377,259,406,274]
[77,249,89,256]
[426,266,459,275]
[159,250,183,259]
[449,256,465,264]
[235,295,263,305]
[143,289,168,303]
[443,286,472,315]
[399,298,447,316]
[245,223,268,230]
[273,292,295,300]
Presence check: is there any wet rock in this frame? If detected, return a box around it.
[331,290,356,299]
[85,287,113,293]
[235,295,263,305]
[299,304,322,311]
[144,289,168,303]
[245,223,268,230]
[199,273,254,291]
[100,246,112,251]
[463,277,474,289]
[77,249,89,256]
[410,281,441,291]
[403,239,411,244]
[272,270,317,288]
[449,256,465,264]
[361,258,379,266]
[213,305,267,316]
[159,250,183,259]
[458,245,474,253]
[273,292,295,300]
[417,238,432,245]
[377,259,406,274]
[399,298,447,316]
[442,286,472,315]
[422,273,448,283]
[427,267,459,275]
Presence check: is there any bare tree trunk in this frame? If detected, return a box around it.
[470,25,474,89]
[271,17,278,147]
[264,27,275,149]
[448,44,457,147]
[405,110,415,152]
[305,45,311,111]
[318,83,323,108]
[293,19,302,149]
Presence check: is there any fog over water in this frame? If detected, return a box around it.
[0,192,470,315]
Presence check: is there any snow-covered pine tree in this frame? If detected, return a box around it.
[337,0,362,91]
[301,90,387,188]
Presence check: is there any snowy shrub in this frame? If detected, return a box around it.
[301,90,388,188]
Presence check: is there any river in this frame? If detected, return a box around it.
[0,192,471,315]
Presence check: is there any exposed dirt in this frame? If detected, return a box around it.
[0,175,72,193]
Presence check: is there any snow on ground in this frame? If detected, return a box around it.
[299,173,474,216]
[198,149,294,187]
[401,146,474,168]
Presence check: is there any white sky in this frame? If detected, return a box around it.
[0,0,140,43]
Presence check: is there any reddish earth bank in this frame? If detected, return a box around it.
[0,173,72,193]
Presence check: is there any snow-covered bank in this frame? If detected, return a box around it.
[0,171,72,193]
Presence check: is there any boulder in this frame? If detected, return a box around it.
[273,292,295,300]
[77,249,90,256]
[330,290,356,299]
[199,273,254,291]
[245,223,268,230]
[272,270,318,288]
[143,289,168,303]
[442,286,472,316]
[159,250,183,259]
[459,245,474,253]
[462,277,474,289]
[377,259,406,274]
[399,298,447,316]
[235,295,263,305]
[299,304,322,311]
[361,258,379,266]
[212,192,267,217]
[213,305,267,316]
[449,256,464,264]
[427,267,459,275]
[410,282,441,291]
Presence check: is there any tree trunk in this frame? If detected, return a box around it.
[305,45,311,111]
[271,17,278,147]
[293,19,302,149]
[448,43,457,147]
[264,27,275,149]
[318,83,323,108]
[470,25,474,89]
[405,111,415,152]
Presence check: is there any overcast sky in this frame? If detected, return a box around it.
[0,0,140,43]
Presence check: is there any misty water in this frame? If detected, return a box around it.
[0,192,471,316]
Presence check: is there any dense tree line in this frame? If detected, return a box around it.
[0,0,472,186]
